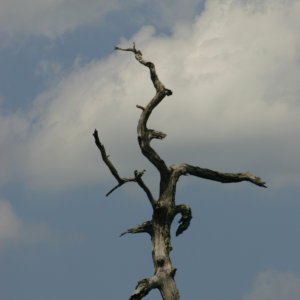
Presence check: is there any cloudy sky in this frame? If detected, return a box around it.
[1,0,300,299]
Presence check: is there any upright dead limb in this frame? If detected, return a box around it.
[93,44,266,300]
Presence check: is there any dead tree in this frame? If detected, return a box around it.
[93,43,266,300]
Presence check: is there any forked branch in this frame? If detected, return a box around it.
[93,129,155,205]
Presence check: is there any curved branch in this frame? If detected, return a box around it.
[116,43,171,94]
[171,163,267,188]
[115,43,171,181]
[129,276,159,300]
[174,204,192,236]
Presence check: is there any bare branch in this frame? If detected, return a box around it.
[148,129,167,141]
[93,130,157,199]
[174,204,192,236]
[136,105,145,111]
[171,164,267,188]
[120,221,153,237]
[115,43,172,181]
[105,182,125,197]
[134,170,156,208]
[129,276,159,300]
[116,43,167,93]
[93,129,123,183]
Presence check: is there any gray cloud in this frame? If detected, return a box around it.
[0,0,122,39]
[1,0,300,191]
[0,0,204,41]
[243,270,300,300]
[0,197,61,253]
[0,199,21,242]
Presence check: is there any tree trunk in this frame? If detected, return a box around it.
[152,194,179,300]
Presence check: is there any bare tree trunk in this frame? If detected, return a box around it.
[93,43,266,300]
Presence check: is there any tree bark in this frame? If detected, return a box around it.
[93,43,266,300]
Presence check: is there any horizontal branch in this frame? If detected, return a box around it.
[120,221,153,237]
[136,105,145,111]
[148,129,167,141]
[129,276,159,300]
[171,163,267,188]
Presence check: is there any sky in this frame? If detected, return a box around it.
[0,0,300,299]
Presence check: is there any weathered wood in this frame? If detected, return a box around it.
[94,43,266,300]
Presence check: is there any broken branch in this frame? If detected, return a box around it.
[120,221,153,237]
[129,276,159,300]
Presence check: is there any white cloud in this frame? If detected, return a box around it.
[140,0,204,29]
[1,0,300,190]
[243,270,300,300]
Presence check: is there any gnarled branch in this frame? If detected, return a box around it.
[175,204,192,236]
[116,43,172,183]
[171,163,267,188]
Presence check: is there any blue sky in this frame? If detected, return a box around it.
[1,0,300,299]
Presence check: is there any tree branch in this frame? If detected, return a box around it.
[148,129,167,141]
[93,130,156,202]
[93,129,123,184]
[129,276,159,300]
[115,43,170,93]
[171,163,267,188]
[134,171,156,208]
[174,204,192,236]
[120,221,153,237]
[115,43,171,183]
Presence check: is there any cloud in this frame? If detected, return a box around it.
[0,111,29,187]
[0,198,53,252]
[243,270,300,300]
[1,0,300,190]
[136,0,204,29]
[0,199,21,242]
[0,0,122,39]
[0,0,204,41]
